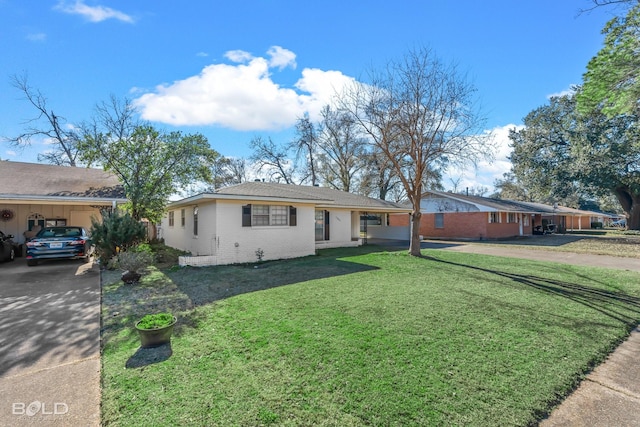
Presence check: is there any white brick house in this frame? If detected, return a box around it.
[159,182,411,266]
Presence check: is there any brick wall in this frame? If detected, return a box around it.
[389,211,526,240]
[216,201,316,265]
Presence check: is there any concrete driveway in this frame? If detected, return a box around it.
[0,258,100,426]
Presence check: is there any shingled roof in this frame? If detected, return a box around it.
[170,181,410,212]
[424,190,602,216]
[0,161,126,200]
[217,182,407,210]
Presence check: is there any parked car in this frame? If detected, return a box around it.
[610,219,627,228]
[0,230,16,262]
[25,226,94,266]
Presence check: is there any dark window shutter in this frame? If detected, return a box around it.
[324,210,330,241]
[242,204,251,227]
[289,206,297,226]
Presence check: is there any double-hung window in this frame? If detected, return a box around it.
[243,204,296,227]
[252,205,271,226]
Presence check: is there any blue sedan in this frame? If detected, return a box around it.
[26,226,94,266]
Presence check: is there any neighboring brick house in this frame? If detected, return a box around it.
[160,182,411,266]
[0,161,126,246]
[388,191,606,240]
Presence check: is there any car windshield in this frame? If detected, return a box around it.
[37,227,82,238]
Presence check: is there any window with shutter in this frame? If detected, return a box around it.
[242,204,251,227]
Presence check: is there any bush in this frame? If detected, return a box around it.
[591,221,603,229]
[147,241,187,267]
[90,210,146,263]
[136,312,175,330]
[115,250,154,273]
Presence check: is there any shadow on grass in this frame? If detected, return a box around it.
[102,246,390,351]
[165,246,385,308]
[125,343,173,368]
[425,254,640,326]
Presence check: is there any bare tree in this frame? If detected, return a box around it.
[316,105,367,192]
[249,136,295,184]
[449,176,463,193]
[227,157,247,184]
[8,73,81,166]
[359,145,404,200]
[205,156,247,191]
[580,0,636,13]
[341,47,491,256]
[291,114,319,185]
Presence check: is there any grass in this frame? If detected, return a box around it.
[101,246,640,426]
[463,231,640,258]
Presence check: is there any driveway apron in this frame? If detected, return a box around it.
[0,259,100,426]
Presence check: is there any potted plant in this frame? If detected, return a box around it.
[116,250,154,284]
[135,312,177,348]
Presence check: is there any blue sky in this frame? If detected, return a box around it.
[0,0,619,192]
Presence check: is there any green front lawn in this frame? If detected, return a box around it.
[101,246,640,426]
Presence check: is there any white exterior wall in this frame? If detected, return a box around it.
[162,201,317,265]
[215,201,316,265]
[421,196,483,213]
[161,206,194,253]
[0,204,102,244]
[315,208,360,249]
[161,203,216,256]
[366,224,411,240]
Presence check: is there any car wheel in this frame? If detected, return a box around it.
[27,259,38,267]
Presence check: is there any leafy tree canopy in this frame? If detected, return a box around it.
[578,3,640,116]
[509,94,640,229]
[80,125,220,223]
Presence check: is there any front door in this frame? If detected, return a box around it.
[315,210,329,241]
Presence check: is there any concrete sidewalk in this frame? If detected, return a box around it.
[540,325,640,426]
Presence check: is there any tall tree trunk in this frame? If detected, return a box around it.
[614,187,640,230]
[627,195,640,230]
[409,210,422,256]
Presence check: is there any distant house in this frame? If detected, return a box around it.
[0,161,126,245]
[160,182,411,266]
[388,190,606,240]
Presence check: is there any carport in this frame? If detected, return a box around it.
[0,161,127,252]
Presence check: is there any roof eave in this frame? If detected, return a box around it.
[0,194,127,205]
[167,193,332,207]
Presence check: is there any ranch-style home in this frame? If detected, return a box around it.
[388,190,607,240]
[0,161,126,249]
[159,181,411,266]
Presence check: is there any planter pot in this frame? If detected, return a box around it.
[122,271,142,284]
[135,316,177,348]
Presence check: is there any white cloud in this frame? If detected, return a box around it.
[54,1,134,23]
[26,32,46,42]
[547,87,576,99]
[196,52,209,57]
[267,46,296,70]
[5,150,16,157]
[224,49,254,63]
[443,124,523,193]
[134,47,355,131]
